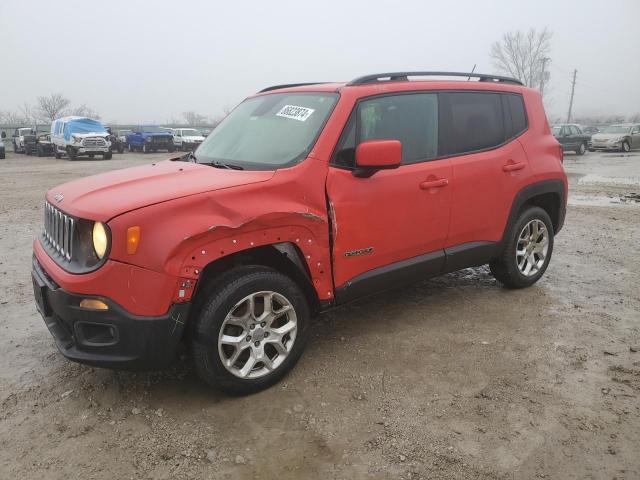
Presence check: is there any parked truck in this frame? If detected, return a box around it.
[126,125,175,153]
[51,117,112,160]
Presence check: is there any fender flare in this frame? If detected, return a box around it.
[502,179,566,244]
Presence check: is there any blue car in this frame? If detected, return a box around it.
[126,126,175,154]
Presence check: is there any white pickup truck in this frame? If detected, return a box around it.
[12,127,36,153]
[171,128,205,151]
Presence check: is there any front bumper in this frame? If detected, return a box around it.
[32,257,189,370]
[591,142,621,150]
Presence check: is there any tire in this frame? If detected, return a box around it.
[66,146,77,160]
[128,143,135,152]
[103,152,112,160]
[622,141,630,153]
[190,266,311,395]
[575,142,586,155]
[490,206,554,289]
[55,151,61,159]
[117,144,124,154]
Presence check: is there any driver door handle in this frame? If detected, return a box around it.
[420,178,449,189]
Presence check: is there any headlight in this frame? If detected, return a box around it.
[72,135,82,143]
[92,222,108,259]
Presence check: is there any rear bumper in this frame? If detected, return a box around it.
[32,256,189,370]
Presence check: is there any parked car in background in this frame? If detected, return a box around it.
[590,124,640,152]
[24,133,55,157]
[105,126,125,153]
[32,71,567,394]
[12,127,36,153]
[551,124,590,155]
[580,126,600,136]
[117,129,131,146]
[0,134,5,159]
[51,116,112,160]
[171,128,205,151]
[199,128,211,137]
[126,125,175,153]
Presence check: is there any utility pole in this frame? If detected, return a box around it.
[566,69,577,124]
[539,57,549,97]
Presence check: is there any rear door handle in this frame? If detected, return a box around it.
[420,178,449,189]
[502,162,525,172]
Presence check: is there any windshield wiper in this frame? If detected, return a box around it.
[211,161,244,170]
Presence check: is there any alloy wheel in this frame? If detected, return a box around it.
[516,219,549,276]
[218,291,297,379]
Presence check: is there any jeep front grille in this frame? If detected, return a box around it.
[81,137,107,147]
[43,202,75,261]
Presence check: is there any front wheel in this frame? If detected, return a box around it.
[190,266,310,395]
[490,206,554,289]
[622,141,631,153]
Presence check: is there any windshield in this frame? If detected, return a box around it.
[602,125,630,134]
[196,92,339,169]
[141,126,167,133]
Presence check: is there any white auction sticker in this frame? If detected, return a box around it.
[276,105,315,122]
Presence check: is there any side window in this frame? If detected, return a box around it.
[358,93,438,164]
[570,126,580,135]
[502,94,527,139]
[442,92,505,155]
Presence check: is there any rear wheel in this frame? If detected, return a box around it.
[490,206,554,289]
[575,142,586,155]
[191,266,310,395]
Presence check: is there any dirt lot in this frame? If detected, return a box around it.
[1,149,639,480]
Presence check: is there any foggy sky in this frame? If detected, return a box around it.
[1,0,638,124]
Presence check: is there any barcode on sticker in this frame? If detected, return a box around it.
[276,105,315,122]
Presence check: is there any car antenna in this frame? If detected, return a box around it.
[467,64,477,81]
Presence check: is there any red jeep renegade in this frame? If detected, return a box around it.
[32,72,567,394]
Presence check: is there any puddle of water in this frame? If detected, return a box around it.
[578,174,640,186]
[568,194,640,208]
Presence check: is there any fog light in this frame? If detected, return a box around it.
[79,299,109,311]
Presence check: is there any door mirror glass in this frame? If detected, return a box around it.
[355,140,402,171]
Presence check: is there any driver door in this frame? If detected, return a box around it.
[326,93,451,302]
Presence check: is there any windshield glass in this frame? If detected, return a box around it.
[196,92,339,169]
[141,126,167,133]
[602,125,630,134]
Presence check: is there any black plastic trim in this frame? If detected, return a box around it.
[334,250,445,304]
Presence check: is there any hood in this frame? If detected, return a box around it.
[46,160,275,222]
[592,132,628,141]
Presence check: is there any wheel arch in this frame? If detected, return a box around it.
[503,179,566,242]
[193,242,322,316]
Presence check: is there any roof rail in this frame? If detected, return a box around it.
[347,71,523,86]
[258,82,329,93]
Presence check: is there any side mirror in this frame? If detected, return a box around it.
[354,140,402,177]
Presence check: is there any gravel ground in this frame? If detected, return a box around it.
[0,150,639,480]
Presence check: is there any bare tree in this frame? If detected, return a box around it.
[629,113,640,123]
[36,93,71,122]
[182,111,208,126]
[0,109,28,125]
[490,28,552,91]
[18,102,40,125]
[68,104,101,119]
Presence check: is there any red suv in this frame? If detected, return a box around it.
[32,72,567,394]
